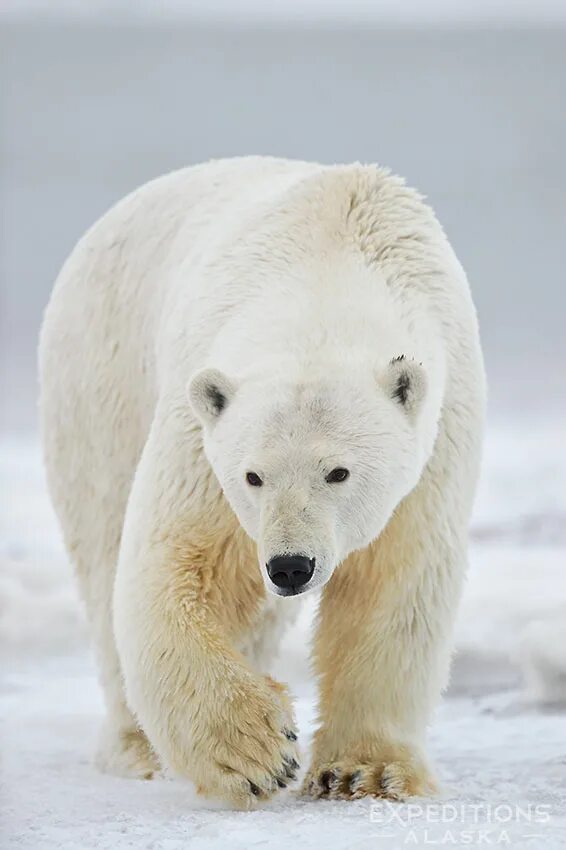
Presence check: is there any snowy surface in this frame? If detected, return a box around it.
[1,424,566,848]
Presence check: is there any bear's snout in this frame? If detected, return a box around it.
[266,554,315,594]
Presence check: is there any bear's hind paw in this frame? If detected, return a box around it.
[95,723,160,780]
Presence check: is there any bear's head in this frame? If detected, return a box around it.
[189,357,432,597]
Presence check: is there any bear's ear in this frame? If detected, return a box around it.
[379,355,427,418]
[188,368,237,426]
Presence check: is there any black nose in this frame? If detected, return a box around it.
[266,555,315,590]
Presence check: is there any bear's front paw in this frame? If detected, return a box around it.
[190,675,300,808]
[303,748,437,801]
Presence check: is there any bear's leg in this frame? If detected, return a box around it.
[91,599,161,780]
[237,593,300,674]
[304,425,476,801]
[72,514,161,780]
[42,427,159,780]
[113,409,300,808]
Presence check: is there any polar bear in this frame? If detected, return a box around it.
[39,156,485,807]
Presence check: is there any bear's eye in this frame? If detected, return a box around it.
[325,467,350,483]
[246,471,263,487]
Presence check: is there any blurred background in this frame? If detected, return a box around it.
[0,0,566,430]
[1,3,565,847]
[1,1,566,431]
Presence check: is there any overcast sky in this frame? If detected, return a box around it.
[2,0,566,25]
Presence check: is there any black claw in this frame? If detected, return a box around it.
[349,769,362,790]
[249,781,261,796]
[276,777,287,788]
[284,728,297,741]
[328,769,342,793]
[320,770,333,794]
[283,757,300,778]
[380,774,401,799]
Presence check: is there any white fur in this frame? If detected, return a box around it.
[190,356,433,594]
[39,157,485,804]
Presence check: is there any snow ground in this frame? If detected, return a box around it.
[1,423,565,849]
